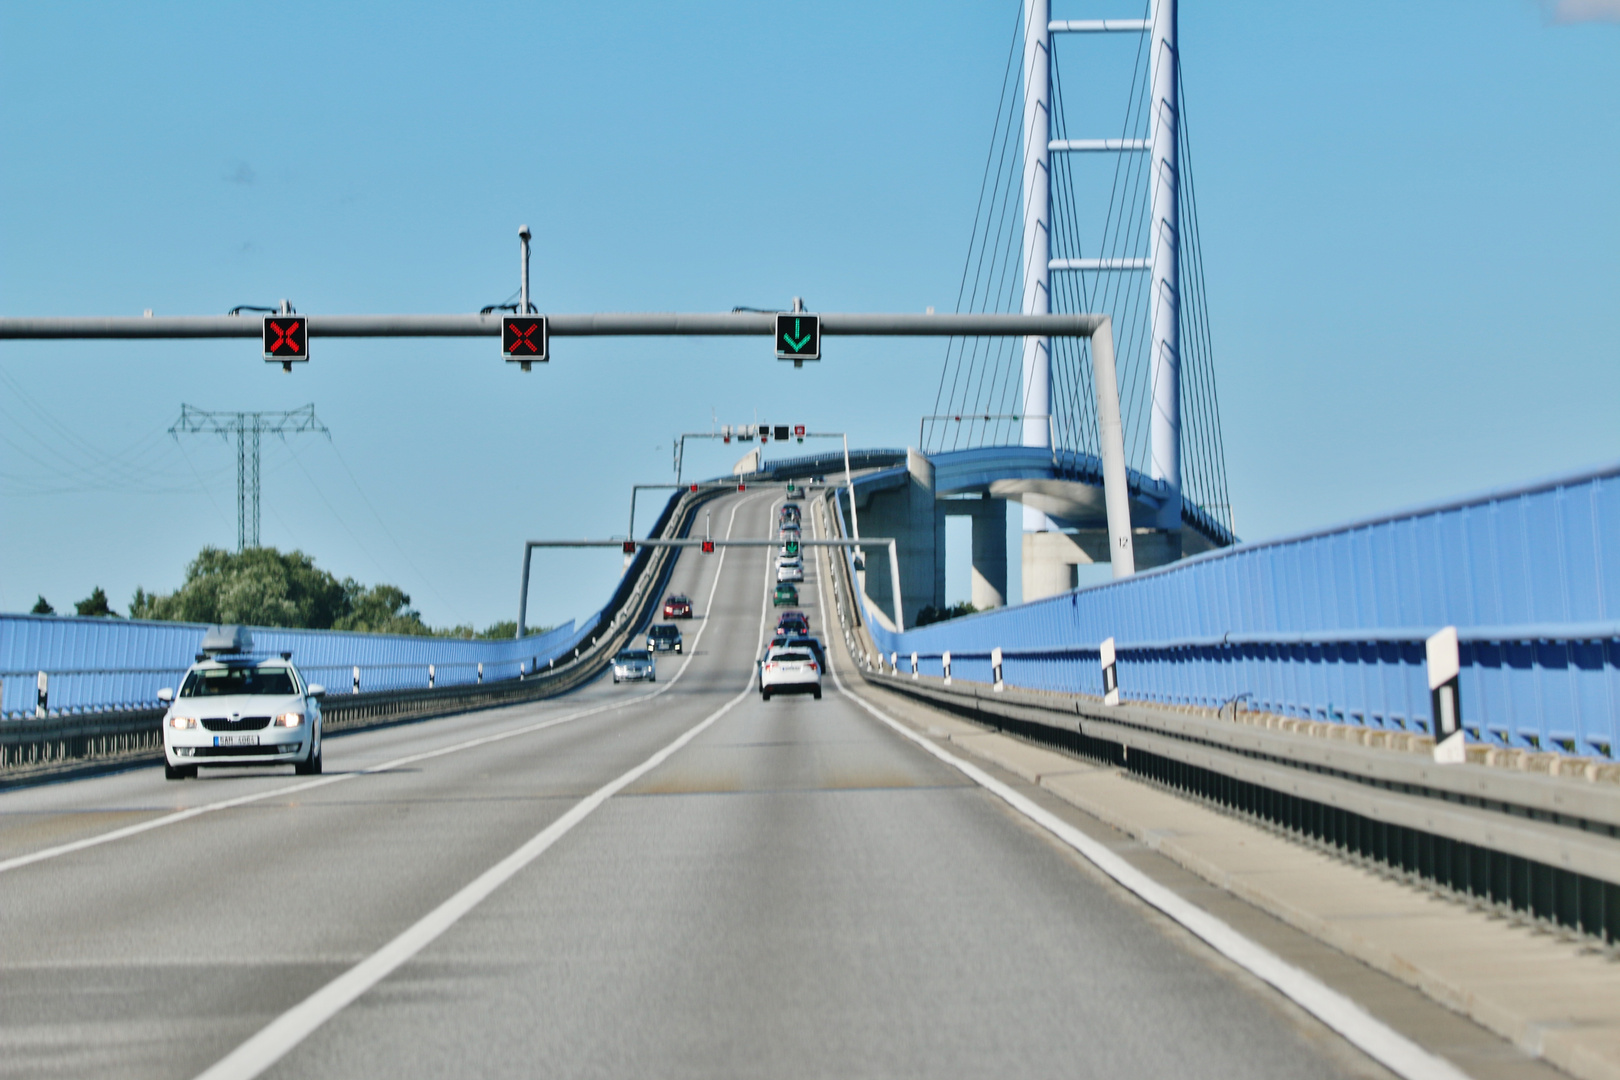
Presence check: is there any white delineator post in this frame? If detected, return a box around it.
[1147,0,1182,533]
[1020,0,1053,534]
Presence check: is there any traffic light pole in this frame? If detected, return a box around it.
[627,484,684,549]
[0,311,1107,340]
[10,307,1135,585]
[801,431,858,542]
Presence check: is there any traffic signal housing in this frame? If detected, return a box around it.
[263,316,308,370]
[775,312,820,364]
[502,316,549,367]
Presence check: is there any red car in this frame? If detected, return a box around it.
[663,594,693,619]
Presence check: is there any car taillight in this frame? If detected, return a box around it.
[807,663,817,670]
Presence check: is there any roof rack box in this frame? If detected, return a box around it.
[200,625,254,656]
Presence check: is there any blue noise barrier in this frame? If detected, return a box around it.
[851,462,1620,759]
[1,617,578,719]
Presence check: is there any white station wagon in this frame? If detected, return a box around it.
[158,626,325,780]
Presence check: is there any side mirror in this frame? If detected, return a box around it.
[157,687,174,703]
[307,684,327,699]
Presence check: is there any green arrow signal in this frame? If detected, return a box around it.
[783,317,812,352]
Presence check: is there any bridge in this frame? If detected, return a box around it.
[1,5,1617,1080]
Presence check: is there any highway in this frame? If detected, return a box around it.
[1,491,1380,1080]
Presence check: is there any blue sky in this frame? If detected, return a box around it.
[2,1,1616,630]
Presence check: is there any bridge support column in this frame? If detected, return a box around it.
[970,499,1007,610]
[854,449,943,629]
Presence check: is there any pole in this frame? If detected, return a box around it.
[1020,0,1053,539]
[1092,317,1136,577]
[235,423,247,553]
[888,539,905,632]
[1148,0,1182,534]
[248,422,261,548]
[841,432,862,541]
[519,225,532,315]
[515,544,533,638]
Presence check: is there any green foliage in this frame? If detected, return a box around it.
[130,546,525,638]
[30,596,54,615]
[131,547,346,629]
[74,587,119,618]
[334,583,431,636]
[914,601,977,627]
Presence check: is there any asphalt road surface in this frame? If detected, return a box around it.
[0,491,1380,1079]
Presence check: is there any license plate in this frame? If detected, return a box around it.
[215,735,259,746]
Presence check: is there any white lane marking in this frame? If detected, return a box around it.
[808,517,1471,1080]
[192,493,782,1080]
[0,495,755,879]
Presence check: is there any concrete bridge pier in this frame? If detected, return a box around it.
[851,449,944,630]
[969,498,1007,610]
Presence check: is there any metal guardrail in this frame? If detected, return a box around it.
[858,670,1620,947]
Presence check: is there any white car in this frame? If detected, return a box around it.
[776,561,804,583]
[761,645,821,701]
[613,648,655,683]
[158,626,324,780]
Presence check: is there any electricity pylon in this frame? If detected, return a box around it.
[169,404,329,551]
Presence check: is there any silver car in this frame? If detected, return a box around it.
[613,648,656,683]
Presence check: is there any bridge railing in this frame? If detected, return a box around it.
[856,460,1620,760]
[0,616,579,719]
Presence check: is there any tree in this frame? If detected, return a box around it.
[75,587,119,618]
[915,601,977,627]
[30,596,54,615]
[334,583,432,636]
[132,545,533,638]
[130,547,347,628]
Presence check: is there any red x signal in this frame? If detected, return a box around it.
[501,316,549,362]
[262,316,308,362]
[701,540,715,554]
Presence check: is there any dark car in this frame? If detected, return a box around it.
[773,582,799,607]
[776,611,809,636]
[646,623,683,654]
[663,594,693,619]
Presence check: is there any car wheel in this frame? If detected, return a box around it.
[295,744,322,775]
[762,690,771,701]
[164,762,187,781]
[613,676,619,684]
[813,689,822,700]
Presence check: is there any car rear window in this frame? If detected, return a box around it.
[180,665,298,697]
[771,651,812,663]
